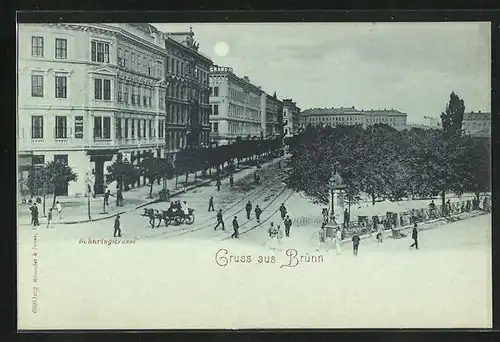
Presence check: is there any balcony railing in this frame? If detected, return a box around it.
[93,138,113,146]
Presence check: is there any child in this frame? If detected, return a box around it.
[47,208,54,228]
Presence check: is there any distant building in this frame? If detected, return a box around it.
[463,111,491,138]
[282,99,301,136]
[209,66,264,144]
[300,107,407,130]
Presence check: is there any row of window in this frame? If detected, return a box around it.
[117,47,164,78]
[228,104,260,121]
[116,81,155,107]
[166,56,209,86]
[165,131,210,151]
[29,115,165,140]
[228,122,261,136]
[31,75,68,98]
[31,37,67,59]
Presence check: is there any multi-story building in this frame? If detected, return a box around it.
[162,28,212,153]
[264,92,283,138]
[463,111,491,138]
[208,66,263,144]
[300,107,407,130]
[282,99,301,136]
[18,23,212,197]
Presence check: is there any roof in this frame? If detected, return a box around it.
[463,111,491,121]
[301,107,362,115]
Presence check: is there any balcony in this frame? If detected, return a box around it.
[93,138,114,147]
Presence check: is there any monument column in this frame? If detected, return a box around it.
[326,168,346,238]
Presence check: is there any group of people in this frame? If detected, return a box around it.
[167,200,189,216]
[28,201,62,228]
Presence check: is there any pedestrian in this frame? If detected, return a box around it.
[284,215,292,237]
[410,222,419,250]
[46,208,54,228]
[116,187,123,206]
[254,205,262,223]
[276,225,283,247]
[104,190,114,206]
[231,216,239,238]
[214,209,225,231]
[208,196,215,212]
[268,222,277,238]
[229,174,234,187]
[335,227,342,255]
[93,184,97,198]
[483,196,489,212]
[245,201,252,220]
[29,203,37,226]
[316,223,326,251]
[114,215,122,237]
[33,203,40,226]
[279,203,287,220]
[56,201,62,220]
[352,233,360,256]
[343,208,350,228]
[216,179,221,192]
[376,223,384,243]
[428,200,436,218]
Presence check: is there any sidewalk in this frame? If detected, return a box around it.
[18,156,284,226]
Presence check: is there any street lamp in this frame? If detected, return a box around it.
[85,173,93,221]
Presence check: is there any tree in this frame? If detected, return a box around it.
[44,161,78,208]
[441,91,465,138]
[106,159,135,191]
[140,156,164,198]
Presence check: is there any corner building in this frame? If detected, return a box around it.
[18,23,212,197]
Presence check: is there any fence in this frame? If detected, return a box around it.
[293,197,490,240]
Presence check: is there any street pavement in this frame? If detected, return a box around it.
[17,159,280,226]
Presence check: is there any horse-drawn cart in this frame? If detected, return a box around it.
[141,208,195,228]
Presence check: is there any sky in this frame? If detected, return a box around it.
[153,22,491,125]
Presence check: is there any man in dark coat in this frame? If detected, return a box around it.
[216,179,221,192]
[410,223,419,250]
[284,215,292,237]
[231,216,239,238]
[229,174,234,187]
[208,196,215,212]
[116,188,123,206]
[254,205,263,223]
[352,234,360,256]
[279,203,287,220]
[245,201,252,220]
[344,208,350,228]
[104,189,114,206]
[214,209,225,231]
[114,215,122,237]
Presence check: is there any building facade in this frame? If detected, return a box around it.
[264,93,283,138]
[163,28,212,153]
[18,23,212,197]
[209,66,263,144]
[463,111,491,138]
[300,107,407,130]
[282,99,301,136]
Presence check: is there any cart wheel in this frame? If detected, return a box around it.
[174,217,182,224]
[185,215,195,225]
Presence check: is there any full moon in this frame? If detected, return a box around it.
[214,41,230,57]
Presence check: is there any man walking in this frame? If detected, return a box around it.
[231,216,239,238]
[214,209,225,231]
[352,233,360,256]
[104,190,114,206]
[114,215,122,237]
[284,215,292,237]
[410,222,419,250]
[208,196,215,212]
[245,201,252,220]
[229,174,234,187]
[216,179,221,192]
[33,203,40,227]
[279,203,287,221]
[254,205,262,223]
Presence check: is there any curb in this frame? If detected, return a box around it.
[19,157,282,226]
